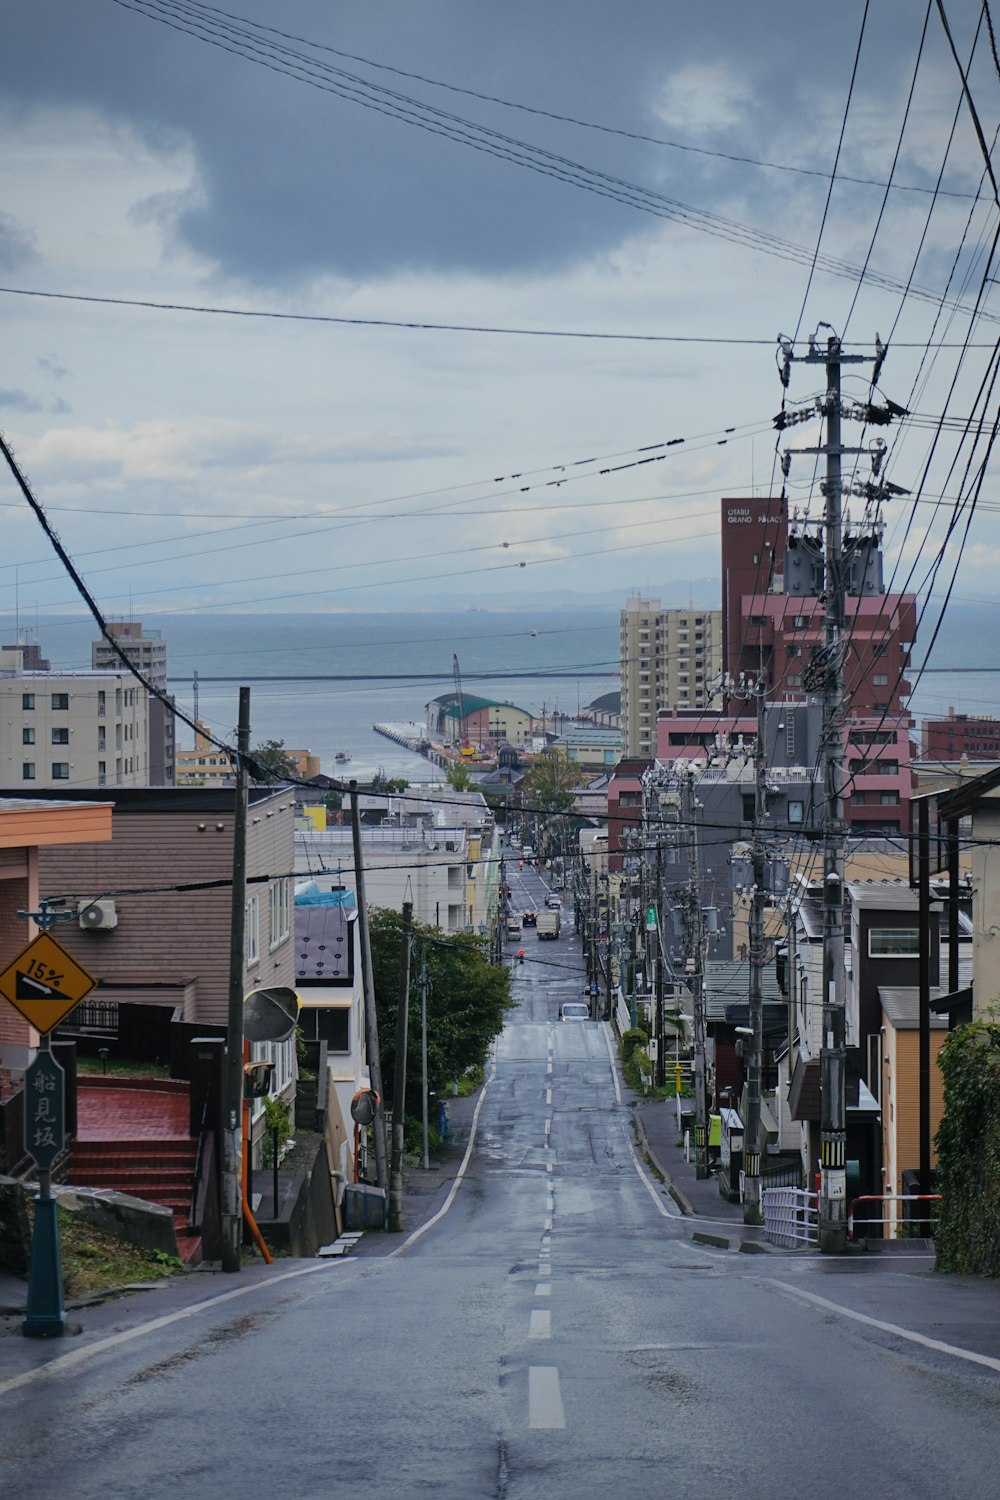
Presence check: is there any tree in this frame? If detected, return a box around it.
[368,908,512,1118]
[250,739,297,780]
[522,748,580,816]
[371,769,409,793]
[445,761,474,792]
[324,789,342,813]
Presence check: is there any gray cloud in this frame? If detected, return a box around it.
[0,211,39,271]
[2,0,917,287]
[0,387,42,412]
[38,354,70,380]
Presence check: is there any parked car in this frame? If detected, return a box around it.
[559,1001,590,1022]
[521,909,537,927]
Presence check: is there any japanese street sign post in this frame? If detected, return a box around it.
[0,924,96,1338]
[22,1044,68,1337]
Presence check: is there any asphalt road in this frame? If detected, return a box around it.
[3,861,1000,1497]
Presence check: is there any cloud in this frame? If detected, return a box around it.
[37,354,70,380]
[0,211,39,271]
[653,63,756,136]
[19,418,459,487]
[0,387,43,412]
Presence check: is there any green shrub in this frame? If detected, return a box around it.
[935,1019,1000,1275]
[621,1027,648,1063]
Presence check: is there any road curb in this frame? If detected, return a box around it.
[631,1113,696,1217]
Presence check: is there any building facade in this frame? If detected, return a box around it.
[924,707,1000,761]
[0,669,150,789]
[92,622,175,786]
[619,597,722,758]
[720,495,917,718]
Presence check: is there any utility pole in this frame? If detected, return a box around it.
[419,956,431,1171]
[743,675,768,1225]
[654,835,665,1088]
[222,686,250,1274]
[787,329,869,1253]
[388,900,413,1232]
[350,782,388,1192]
[683,772,709,1180]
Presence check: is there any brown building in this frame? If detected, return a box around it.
[720,495,917,718]
[0,786,295,1029]
[923,706,1000,762]
[0,796,113,1091]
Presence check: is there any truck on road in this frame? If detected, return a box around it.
[536,909,561,940]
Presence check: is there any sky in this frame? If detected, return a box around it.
[1,1,999,636]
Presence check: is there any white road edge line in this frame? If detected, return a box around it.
[389,1055,494,1259]
[622,1122,679,1218]
[0,1259,345,1399]
[602,1021,623,1105]
[772,1280,1000,1376]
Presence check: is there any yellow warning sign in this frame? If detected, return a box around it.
[0,931,97,1035]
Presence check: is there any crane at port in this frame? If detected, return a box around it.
[452,653,468,749]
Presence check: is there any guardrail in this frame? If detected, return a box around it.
[847,1193,941,1240]
[763,1186,818,1247]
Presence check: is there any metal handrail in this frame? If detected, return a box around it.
[847,1193,941,1240]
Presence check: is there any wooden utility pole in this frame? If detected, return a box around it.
[388,901,413,1232]
[350,782,388,1191]
[222,686,250,1273]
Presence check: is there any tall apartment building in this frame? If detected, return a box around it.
[92,621,174,785]
[619,597,722,758]
[0,667,150,789]
[720,496,916,716]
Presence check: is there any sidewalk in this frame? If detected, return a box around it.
[632,1094,778,1251]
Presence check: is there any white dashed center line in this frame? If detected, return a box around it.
[528,1367,566,1429]
[529,1309,552,1339]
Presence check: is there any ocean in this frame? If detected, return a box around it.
[18,603,1000,779]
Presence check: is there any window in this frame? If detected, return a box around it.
[22,728,35,745]
[868,928,919,958]
[873,674,889,687]
[269,879,290,949]
[98,761,106,787]
[51,762,70,780]
[879,791,900,806]
[51,693,69,711]
[22,693,35,711]
[22,762,35,781]
[787,799,804,825]
[245,895,260,965]
[98,690,106,717]
[98,728,106,751]
[51,728,69,746]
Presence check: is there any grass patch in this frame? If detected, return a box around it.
[43,1207,183,1296]
[75,1057,170,1079]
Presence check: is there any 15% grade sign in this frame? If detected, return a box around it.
[0,930,97,1337]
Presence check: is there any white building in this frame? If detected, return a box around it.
[619,596,723,759]
[0,662,150,789]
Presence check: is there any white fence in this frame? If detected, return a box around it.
[763,1186,819,1247]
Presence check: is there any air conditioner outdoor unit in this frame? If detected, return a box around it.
[78,898,118,931]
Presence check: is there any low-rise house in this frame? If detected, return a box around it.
[0,796,113,1092]
[294,887,368,1181]
[879,986,948,1233]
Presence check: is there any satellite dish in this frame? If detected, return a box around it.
[244,986,300,1043]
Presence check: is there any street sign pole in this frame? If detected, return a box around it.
[22,1037,67,1338]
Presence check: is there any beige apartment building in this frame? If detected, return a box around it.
[0,662,150,789]
[619,597,722,758]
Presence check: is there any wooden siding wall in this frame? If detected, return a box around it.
[883,1024,947,1198]
[0,873,31,1058]
[34,795,295,1029]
